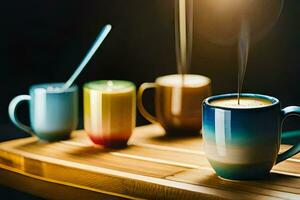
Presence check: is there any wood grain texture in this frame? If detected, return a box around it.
[0,124,299,199]
[0,163,132,200]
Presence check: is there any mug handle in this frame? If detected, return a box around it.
[137,83,158,124]
[276,106,300,164]
[8,95,34,135]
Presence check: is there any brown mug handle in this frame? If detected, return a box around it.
[137,83,158,124]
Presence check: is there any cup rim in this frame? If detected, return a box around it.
[203,93,280,110]
[83,80,135,93]
[155,74,211,88]
[30,83,78,94]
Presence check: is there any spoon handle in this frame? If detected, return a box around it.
[63,24,112,90]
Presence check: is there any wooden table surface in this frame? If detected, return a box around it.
[0,124,299,199]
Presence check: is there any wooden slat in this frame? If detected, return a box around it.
[273,161,300,175]
[2,139,186,179]
[0,163,132,200]
[129,125,205,151]
[166,169,300,200]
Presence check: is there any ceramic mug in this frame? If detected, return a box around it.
[8,83,78,141]
[202,93,300,180]
[138,74,211,135]
[84,80,136,148]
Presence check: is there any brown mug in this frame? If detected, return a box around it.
[138,74,211,135]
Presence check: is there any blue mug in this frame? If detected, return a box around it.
[8,83,78,141]
[202,93,300,180]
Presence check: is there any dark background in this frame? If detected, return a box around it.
[0,0,299,199]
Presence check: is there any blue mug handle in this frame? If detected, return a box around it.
[276,106,300,163]
[8,95,34,135]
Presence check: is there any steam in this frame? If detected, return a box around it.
[237,19,250,104]
[175,0,193,76]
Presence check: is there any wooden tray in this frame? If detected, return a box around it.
[0,125,299,199]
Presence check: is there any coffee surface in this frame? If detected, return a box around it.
[157,74,210,87]
[210,97,272,108]
[85,80,134,92]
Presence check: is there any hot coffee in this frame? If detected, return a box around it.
[138,74,211,135]
[202,93,300,180]
[209,96,272,108]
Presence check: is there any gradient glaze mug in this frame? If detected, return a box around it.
[8,83,78,141]
[138,74,211,135]
[202,93,300,180]
[84,80,136,148]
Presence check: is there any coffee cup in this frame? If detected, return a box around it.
[202,93,300,180]
[84,80,136,148]
[8,83,78,141]
[138,74,211,135]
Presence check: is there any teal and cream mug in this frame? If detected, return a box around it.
[202,93,300,180]
[8,83,78,141]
